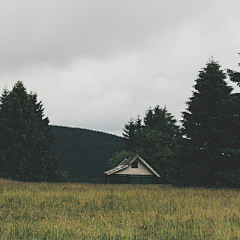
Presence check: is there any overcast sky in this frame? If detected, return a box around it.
[0,0,240,136]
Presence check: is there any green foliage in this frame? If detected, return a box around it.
[0,81,67,182]
[1,179,240,239]
[135,129,175,183]
[138,106,181,183]
[227,68,240,86]
[51,126,124,182]
[108,150,135,169]
[122,116,141,151]
[118,60,240,187]
[120,105,181,183]
[179,60,240,187]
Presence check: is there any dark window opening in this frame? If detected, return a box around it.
[131,161,138,168]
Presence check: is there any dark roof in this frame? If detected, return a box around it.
[103,154,160,178]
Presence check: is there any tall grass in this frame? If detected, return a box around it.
[0,178,240,239]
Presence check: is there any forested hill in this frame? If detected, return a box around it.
[51,126,124,182]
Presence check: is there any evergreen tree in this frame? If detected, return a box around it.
[108,149,135,169]
[144,108,154,128]
[120,105,181,183]
[135,106,181,183]
[217,92,240,187]
[220,62,240,186]
[0,88,10,177]
[227,69,240,86]
[122,117,141,151]
[181,60,239,187]
[0,81,67,182]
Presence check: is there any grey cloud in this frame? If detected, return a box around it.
[0,0,240,135]
[0,0,214,72]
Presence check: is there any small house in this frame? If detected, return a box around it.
[103,154,160,184]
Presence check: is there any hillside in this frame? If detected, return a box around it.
[51,126,124,182]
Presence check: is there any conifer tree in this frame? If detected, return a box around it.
[108,149,135,169]
[221,60,240,186]
[181,60,239,187]
[122,117,140,151]
[144,108,154,128]
[0,81,67,182]
[135,106,181,183]
[120,105,181,183]
[227,69,240,86]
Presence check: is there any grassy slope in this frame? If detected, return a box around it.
[1,179,240,239]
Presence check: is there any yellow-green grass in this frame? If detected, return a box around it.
[0,178,240,240]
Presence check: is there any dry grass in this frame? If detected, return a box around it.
[0,178,240,239]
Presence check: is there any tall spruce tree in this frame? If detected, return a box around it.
[120,105,181,183]
[135,106,181,183]
[227,69,240,86]
[222,60,240,187]
[122,116,142,151]
[181,60,239,187]
[0,81,67,182]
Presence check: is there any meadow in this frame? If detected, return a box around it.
[0,178,240,240]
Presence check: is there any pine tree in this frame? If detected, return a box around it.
[144,108,154,128]
[120,105,181,183]
[108,149,135,169]
[181,60,237,187]
[122,117,141,151]
[227,69,240,86]
[217,92,240,187]
[0,88,10,177]
[0,81,67,182]
[135,106,181,183]
[220,61,240,186]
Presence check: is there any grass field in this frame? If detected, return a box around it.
[0,178,240,239]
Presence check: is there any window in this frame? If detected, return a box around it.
[131,161,138,168]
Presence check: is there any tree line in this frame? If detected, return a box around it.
[0,81,124,182]
[110,60,240,187]
[1,59,239,186]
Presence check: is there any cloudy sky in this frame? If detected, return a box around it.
[0,0,240,136]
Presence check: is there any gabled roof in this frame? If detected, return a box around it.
[103,154,160,178]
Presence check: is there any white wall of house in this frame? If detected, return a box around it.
[115,160,154,175]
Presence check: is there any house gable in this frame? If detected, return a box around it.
[104,154,160,184]
[115,160,153,175]
[104,154,160,178]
